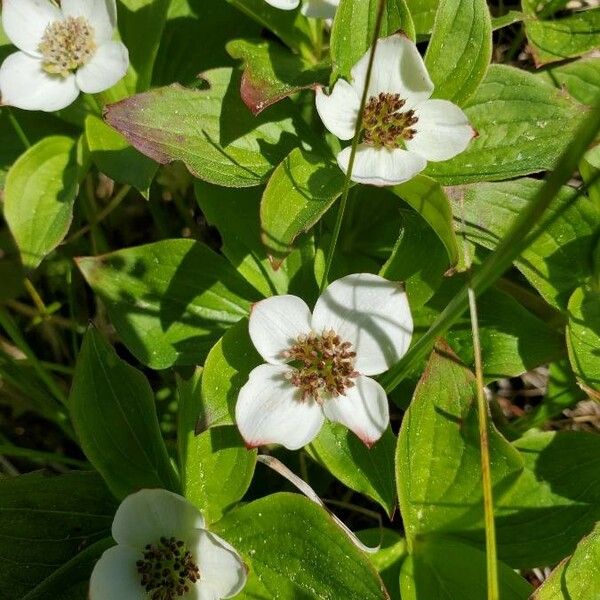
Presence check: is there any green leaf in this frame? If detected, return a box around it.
[194,181,291,297]
[426,65,582,184]
[200,319,262,430]
[420,278,565,380]
[424,0,492,105]
[533,522,600,600]
[69,328,180,498]
[4,136,78,270]
[567,283,600,391]
[261,148,345,266]
[536,56,600,106]
[404,0,438,35]
[396,340,524,542]
[0,471,115,599]
[0,108,74,191]
[213,493,388,599]
[177,368,256,524]
[488,431,600,568]
[399,537,531,600]
[331,0,416,80]
[227,38,329,115]
[117,0,170,91]
[308,424,397,516]
[85,114,157,196]
[380,208,448,309]
[491,10,524,30]
[105,68,309,187]
[22,538,113,600]
[525,8,600,66]
[391,175,459,267]
[225,0,315,57]
[76,239,257,369]
[153,0,260,86]
[450,178,600,310]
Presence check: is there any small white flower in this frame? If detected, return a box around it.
[316,34,475,187]
[264,0,339,19]
[90,489,247,600]
[0,0,129,112]
[235,273,413,450]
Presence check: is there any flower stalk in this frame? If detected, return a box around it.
[319,0,387,292]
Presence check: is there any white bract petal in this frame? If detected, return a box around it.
[322,375,389,447]
[405,99,475,162]
[315,80,360,141]
[76,41,129,93]
[249,295,312,364]
[312,273,413,375]
[236,364,325,450]
[0,51,79,111]
[351,34,434,108]
[302,0,339,19]
[89,546,146,600]
[337,144,427,187]
[193,530,248,599]
[1,0,61,56]
[264,0,300,9]
[61,0,117,43]
[112,488,205,549]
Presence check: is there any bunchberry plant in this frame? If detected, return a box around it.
[0,1,600,600]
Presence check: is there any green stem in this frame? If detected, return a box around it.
[6,108,31,149]
[0,444,89,469]
[0,306,68,407]
[461,196,500,598]
[65,184,131,245]
[381,95,600,393]
[320,0,387,292]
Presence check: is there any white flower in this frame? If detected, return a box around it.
[264,0,339,19]
[235,273,413,450]
[0,0,129,112]
[90,489,247,600]
[316,34,475,187]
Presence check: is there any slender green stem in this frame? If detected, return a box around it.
[6,107,31,149]
[320,0,387,292]
[381,95,600,393]
[0,306,68,407]
[65,184,131,245]
[468,285,499,600]
[461,195,499,599]
[0,444,89,469]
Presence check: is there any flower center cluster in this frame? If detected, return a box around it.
[136,536,200,600]
[283,330,358,402]
[39,17,96,77]
[362,92,418,149]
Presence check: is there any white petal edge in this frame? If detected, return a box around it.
[337,144,426,187]
[0,51,79,111]
[302,0,339,19]
[76,41,129,94]
[351,34,434,109]
[405,99,475,162]
[264,0,300,8]
[61,0,117,44]
[112,488,205,549]
[89,545,146,600]
[248,295,312,364]
[1,0,61,56]
[193,530,247,599]
[323,375,389,447]
[312,273,413,376]
[315,79,359,141]
[236,364,325,450]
